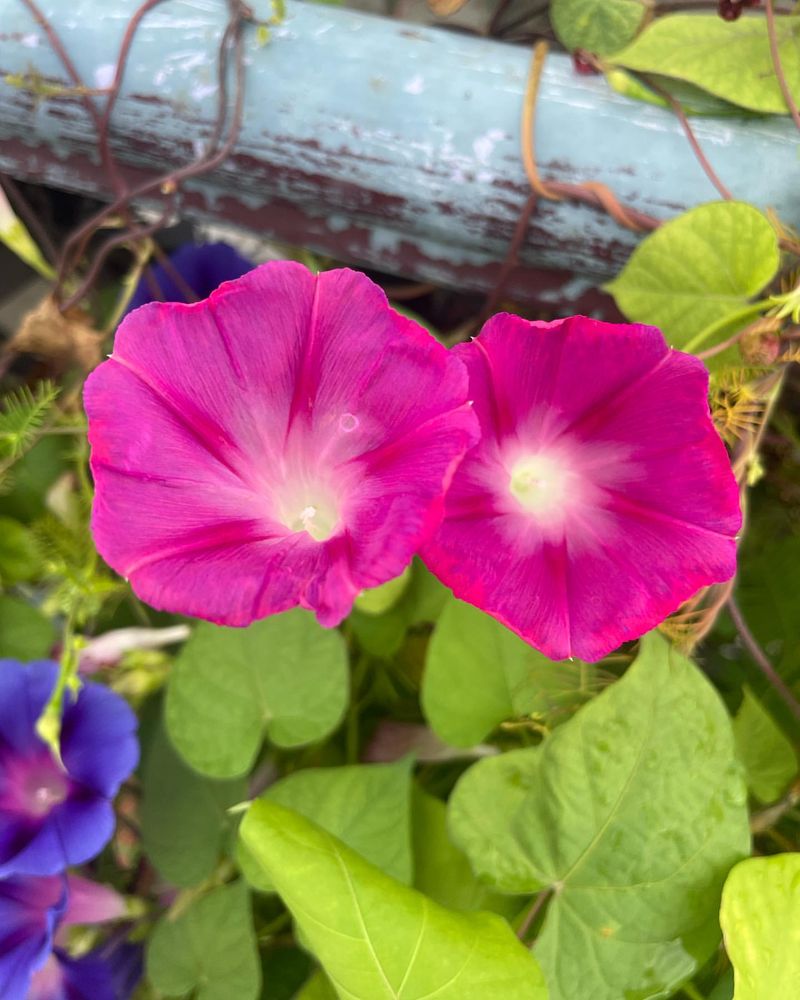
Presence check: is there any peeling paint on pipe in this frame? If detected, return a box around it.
[0,0,797,301]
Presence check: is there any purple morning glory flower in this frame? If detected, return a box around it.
[126,241,253,311]
[28,951,117,1000]
[28,942,142,1000]
[0,660,139,878]
[0,873,65,1000]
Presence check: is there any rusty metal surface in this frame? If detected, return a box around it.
[0,1,797,305]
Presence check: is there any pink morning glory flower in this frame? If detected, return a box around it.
[0,660,139,878]
[85,262,477,627]
[421,314,741,662]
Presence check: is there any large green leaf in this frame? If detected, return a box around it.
[147,881,260,1000]
[720,855,800,999]
[733,687,798,804]
[613,14,800,115]
[422,599,598,747]
[240,800,548,1000]
[606,202,779,357]
[449,632,750,1000]
[0,596,55,660]
[165,610,348,778]
[141,723,246,888]
[238,759,413,891]
[551,0,645,56]
[412,786,519,918]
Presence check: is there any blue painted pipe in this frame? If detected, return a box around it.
[0,0,797,299]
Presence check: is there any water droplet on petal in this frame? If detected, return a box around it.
[339,413,359,433]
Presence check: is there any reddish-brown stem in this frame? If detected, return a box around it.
[728,594,800,724]
[60,197,177,312]
[480,192,539,323]
[46,0,251,308]
[517,888,552,943]
[644,77,733,201]
[766,0,800,133]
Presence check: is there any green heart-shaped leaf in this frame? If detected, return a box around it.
[147,882,260,1000]
[238,758,413,891]
[721,854,800,999]
[733,687,798,804]
[551,0,645,56]
[606,202,779,359]
[240,800,548,999]
[141,722,246,888]
[449,632,750,1000]
[423,598,599,747]
[613,15,800,115]
[166,610,348,778]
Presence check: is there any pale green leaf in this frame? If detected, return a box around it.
[613,14,800,115]
[0,189,55,279]
[240,801,548,1000]
[238,759,413,891]
[422,599,598,747]
[449,632,750,1000]
[720,854,800,999]
[0,595,55,660]
[551,0,645,56]
[605,68,755,117]
[412,786,519,918]
[733,688,798,804]
[141,723,246,888]
[147,882,260,1000]
[606,202,779,357]
[166,610,348,778]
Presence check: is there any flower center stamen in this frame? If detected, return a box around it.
[287,502,337,541]
[509,453,570,516]
[275,472,340,543]
[17,761,69,818]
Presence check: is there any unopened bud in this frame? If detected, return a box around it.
[739,319,781,365]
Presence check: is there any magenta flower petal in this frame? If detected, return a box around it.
[421,314,741,662]
[62,876,125,927]
[85,262,477,627]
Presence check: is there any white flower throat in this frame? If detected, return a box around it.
[509,453,571,516]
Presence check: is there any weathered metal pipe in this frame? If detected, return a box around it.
[0,0,797,305]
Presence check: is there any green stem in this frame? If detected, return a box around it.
[36,610,81,757]
[682,300,771,354]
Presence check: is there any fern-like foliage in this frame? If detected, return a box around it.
[0,380,60,462]
[33,508,125,626]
